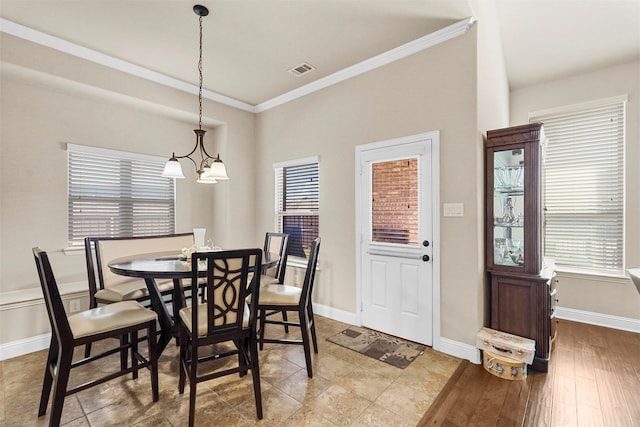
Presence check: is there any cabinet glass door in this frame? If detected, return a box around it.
[493,148,525,267]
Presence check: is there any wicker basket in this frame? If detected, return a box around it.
[483,350,527,380]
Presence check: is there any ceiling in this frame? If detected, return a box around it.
[1,0,639,110]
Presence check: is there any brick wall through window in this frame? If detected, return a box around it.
[372,158,419,244]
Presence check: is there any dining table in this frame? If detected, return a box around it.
[108,250,280,355]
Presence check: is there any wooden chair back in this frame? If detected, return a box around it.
[299,237,321,308]
[34,248,73,346]
[189,248,262,339]
[263,232,290,283]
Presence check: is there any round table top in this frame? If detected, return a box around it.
[108,250,279,279]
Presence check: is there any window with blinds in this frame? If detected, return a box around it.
[274,157,319,259]
[68,144,175,247]
[531,96,626,275]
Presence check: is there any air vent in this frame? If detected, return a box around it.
[288,62,315,76]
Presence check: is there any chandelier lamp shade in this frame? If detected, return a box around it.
[162,4,229,184]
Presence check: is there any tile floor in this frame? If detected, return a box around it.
[1,315,461,426]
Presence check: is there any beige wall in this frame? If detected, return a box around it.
[255,27,486,346]
[474,7,511,328]
[510,60,640,320]
[0,35,257,301]
[473,0,510,131]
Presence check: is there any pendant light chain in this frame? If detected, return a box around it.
[198,14,203,131]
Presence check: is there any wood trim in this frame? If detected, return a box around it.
[416,359,469,426]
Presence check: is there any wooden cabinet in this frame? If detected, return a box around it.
[485,123,556,372]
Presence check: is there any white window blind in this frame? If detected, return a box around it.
[531,97,626,274]
[68,144,175,247]
[274,157,319,259]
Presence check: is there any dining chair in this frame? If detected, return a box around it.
[258,232,291,332]
[33,247,159,427]
[178,248,263,426]
[84,233,193,356]
[257,237,321,378]
[260,232,290,285]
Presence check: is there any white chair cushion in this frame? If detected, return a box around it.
[259,274,280,286]
[244,277,282,306]
[95,278,176,302]
[68,300,157,339]
[179,303,250,337]
[258,284,302,306]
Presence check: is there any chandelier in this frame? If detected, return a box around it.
[162,4,229,184]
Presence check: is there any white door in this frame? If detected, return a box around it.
[356,132,437,346]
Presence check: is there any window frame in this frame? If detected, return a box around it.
[66,144,176,251]
[530,95,627,276]
[273,156,319,264]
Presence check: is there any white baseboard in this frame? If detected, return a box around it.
[0,333,51,361]
[436,337,481,364]
[313,303,482,364]
[312,302,358,325]
[4,304,636,362]
[555,306,640,333]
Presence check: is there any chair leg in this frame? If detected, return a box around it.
[188,344,198,427]
[148,321,159,402]
[38,339,58,416]
[84,343,92,358]
[281,310,289,333]
[178,327,187,394]
[236,339,248,377]
[307,304,319,353]
[249,336,263,419]
[258,310,266,350]
[48,347,73,427]
[131,330,139,379]
[120,334,129,371]
[298,308,313,378]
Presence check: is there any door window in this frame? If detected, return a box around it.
[371,158,419,245]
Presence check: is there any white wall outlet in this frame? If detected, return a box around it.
[69,299,81,313]
[443,202,464,217]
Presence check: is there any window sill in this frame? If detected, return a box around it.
[287,257,309,269]
[555,267,629,284]
[63,246,84,255]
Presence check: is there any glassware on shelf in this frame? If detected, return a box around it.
[504,238,524,266]
[494,166,523,189]
[502,197,516,224]
[494,239,506,264]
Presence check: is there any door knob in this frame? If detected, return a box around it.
[423,240,430,247]
[422,255,430,262]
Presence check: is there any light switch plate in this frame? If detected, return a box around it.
[443,203,464,217]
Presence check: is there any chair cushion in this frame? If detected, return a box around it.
[259,274,280,286]
[179,303,250,336]
[94,278,175,302]
[258,284,302,306]
[69,300,157,339]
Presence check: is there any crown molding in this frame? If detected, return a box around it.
[254,16,476,112]
[1,16,476,114]
[0,18,256,113]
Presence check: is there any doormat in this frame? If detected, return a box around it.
[327,326,426,369]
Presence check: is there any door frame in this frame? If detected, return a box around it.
[355,130,441,349]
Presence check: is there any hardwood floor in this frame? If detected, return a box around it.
[418,319,640,427]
